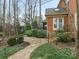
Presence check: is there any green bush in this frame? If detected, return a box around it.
[25,29,47,38]
[18,26,25,34]
[56,32,69,42]
[17,36,24,44]
[26,25,31,30]
[57,28,66,33]
[37,30,47,38]
[0,26,2,32]
[32,20,38,29]
[32,29,38,37]
[7,37,17,46]
[25,23,31,30]
[7,36,24,46]
[52,28,69,42]
[25,30,32,37]
[56,28,69,43]
[0,32,3,37]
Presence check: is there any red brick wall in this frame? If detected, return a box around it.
[68,0,77,33]
[47,15,69,32]
[69,0,77,15]
[58,0,65,8]
[47,17,53,32]
[47,16,53,38]
[64,16,69,31]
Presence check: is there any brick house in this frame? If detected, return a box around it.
[45,0,78,38]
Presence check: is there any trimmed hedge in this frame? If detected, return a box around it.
[7,37,17,46]
[17,36,24,44]
[25,29,47,38]
[37,30,46,38]
[32,29,38,37]
[7,36,24,46]
[25,30,32,37]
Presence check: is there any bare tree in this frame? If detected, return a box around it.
[3,0,6,40]
[13,0,17,35]
[7,0,11,37]
[8,0,11,24]
[16,0,20,35]
[33,0,37,20]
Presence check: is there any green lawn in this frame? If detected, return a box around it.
[0,44,24,59]
[30,43,76,59]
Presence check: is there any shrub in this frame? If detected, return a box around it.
[37,30,47,38]
[26,25,31,30]
[17,36,24,44]
[7,36,24,46]
[18,26,25,34]
[56,32,69,42]
[32,29,38,37]
[26,29,47,38]
[57,28,66,33]
[25,23,31,30]
[0,26,2,32]
[7,37,17,46]
[25,30,32,37]
[53,28,69,42]
[0,32,3,37]
[32,20,38,29]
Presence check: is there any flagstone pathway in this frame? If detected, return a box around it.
[8,37,47,59]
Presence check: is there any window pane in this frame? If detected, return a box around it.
[59,18,63,28]
[54,24,57,28]
[54,19,57,28]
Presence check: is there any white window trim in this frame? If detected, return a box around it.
[62,18,64,28]
[75,12,77,31]
[53,17,64,30]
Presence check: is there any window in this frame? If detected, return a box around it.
[66,0,69,4]
[53,18,58,30]
[53,18,64,30]
[54,18,57,28]
[59,18,63,28]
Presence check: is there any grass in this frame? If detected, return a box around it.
[0,44,24,59]
[30,43,76,59]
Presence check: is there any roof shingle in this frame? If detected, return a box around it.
[45,8,68,16]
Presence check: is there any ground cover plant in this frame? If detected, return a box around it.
[0,44,24,59]
[30,43,76,59]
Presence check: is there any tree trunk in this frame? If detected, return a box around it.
[76,0,79,59]
[8,0,11,37]
[13,0,17,35]
[3,0,6,41]
[16,0,19,36]
[39,0,42,29]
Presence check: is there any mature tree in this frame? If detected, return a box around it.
[7,0,11,37]
[13,0,17,35]
[16,0,20,35]
[3,0,6,40]
[0,0,3,27]
[33,0,37,20]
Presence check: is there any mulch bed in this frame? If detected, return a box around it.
[52,40,76,53]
